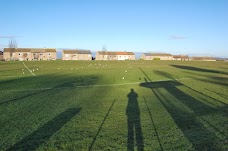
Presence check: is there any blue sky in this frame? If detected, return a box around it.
[0,0,228,57]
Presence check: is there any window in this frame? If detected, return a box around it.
[48,53,51,56]
[19,53,21,56]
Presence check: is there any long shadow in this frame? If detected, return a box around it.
[143,96,163,151]
[154,70,227,107]
[205,88,228,100]
[0,89,50,105]
[0,75,99,106]
[139,68,224,150]
[89,99,116,151]
[0,76,98,137]
[171,64,228,75]
[182,85,228,116]
[154,70,228,129]
[126,89,144,151]
[182,70,228,87]
[7,108,81,151]
[204,76,228,86]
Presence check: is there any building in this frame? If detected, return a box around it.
[62,50,92,60]
[96,51,135,60]
[141,53,173,60]
[173,55,189,61]
[3,48,56,61]
[0,51,3,61]
[191,57,216,61]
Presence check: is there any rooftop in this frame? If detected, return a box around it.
[144,53,172,56]
[97,51,135,55]
[63,49,91,54]
[4,48,56,53]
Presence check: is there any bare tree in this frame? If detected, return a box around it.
[8,38,18,60]
[23,53,28,60]
[8,38,18,48]
[102,45,107,52]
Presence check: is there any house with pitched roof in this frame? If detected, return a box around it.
[3,48,56,61]
[191,57,216,61]
[96,51,135,60]
[62,49,92,60]
[141,53,173,60]
[173,55,189,61]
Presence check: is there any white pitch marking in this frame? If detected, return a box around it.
[22,62,36,76]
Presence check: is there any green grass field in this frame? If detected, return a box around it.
[0,60,227,151]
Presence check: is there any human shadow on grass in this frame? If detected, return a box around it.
[126,89,144,151]
[7,107,81,151]
[139,68,224,151]
[170,64,228,75]
[0,75,99,105]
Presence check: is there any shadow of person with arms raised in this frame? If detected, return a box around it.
[140,68,224,150]
[126,89,144,151]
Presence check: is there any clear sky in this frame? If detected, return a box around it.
[0,0,228,57]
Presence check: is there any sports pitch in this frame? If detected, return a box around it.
[0,60,227,150]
